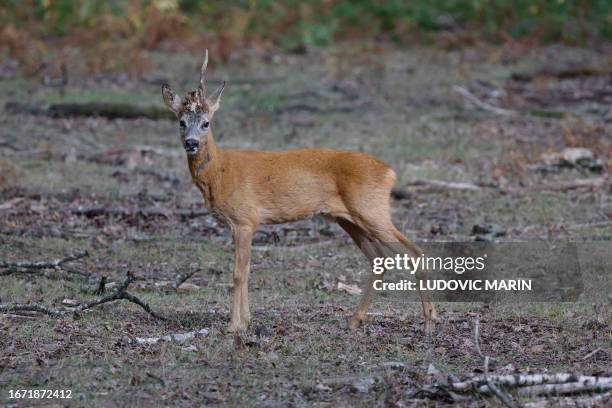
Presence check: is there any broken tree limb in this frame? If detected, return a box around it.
[410,180,481,193]
[452,373,605,391]
[453,86,515,116]
[94,276,108,295]
[523,392,612,408]
[133,328,210,345]
[511,65,612,82]
[391,180,485,198]
[121,291,167,320]
[318,375,381,393]
[173,270,197,290]
[453,86,567,118]
[473,318,519,408]
[0,251,89,277]
[0,251,88,271]
[484,356,519,408]
[390,176,610,199]
[582,347,605,361]
[5,101,175,120]
[0,303,63,317]
[505,177,610,194]
[72,272,167,320]
[515,379,612,398]
[0,272,168,321]
[474,377,612,397]
[70,206,209,219]
[473,317,485,359]
[367,361,408,371]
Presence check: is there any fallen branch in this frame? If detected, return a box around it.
[133,328,210,345]
[453,86,567,118]
[511,65,612,82]
[367,361,408,370]
[393,180,482,197]
[515,379,612,398]
[452,373,605,391]
[318,375,380,393]
[0,303,62,317]
[0,272,168,321]
[145,371,166,386]
[391,176,610,198]
[473,318,519,408]
[523,392,612,408]
[72,272,167,320]
[0,251,89,277]
[94,276,108,295]
[70,206,209,219]
[5,101,175,120]
[173,270,197,290]
[453,86,515,116]
[504,177,610,194]
[582,347,606,361]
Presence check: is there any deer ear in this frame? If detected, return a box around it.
[207,81,226,112]
[162,84,182,114]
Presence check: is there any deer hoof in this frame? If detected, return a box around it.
[423,317,437,335]
[226,321,248,334]
[347,316,362,332]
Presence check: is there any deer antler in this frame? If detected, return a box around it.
[199,49,209,100]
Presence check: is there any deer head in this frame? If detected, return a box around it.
[162,50,226,156]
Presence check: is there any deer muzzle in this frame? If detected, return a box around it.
[184,138,199,155]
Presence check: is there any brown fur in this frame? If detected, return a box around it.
[163,52,437,334]
[189,137,394,226]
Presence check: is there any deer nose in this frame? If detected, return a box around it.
[185,139,199,151]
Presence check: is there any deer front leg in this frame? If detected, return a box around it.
[227,225,254,333]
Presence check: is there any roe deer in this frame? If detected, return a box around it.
[162,50,437,333]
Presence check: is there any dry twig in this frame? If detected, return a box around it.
[504,177,610,194]
[0,272,167,321]
[0,303,62,316]
[173,270,197,290]
[71,206,209,219]
[94,276,108,295]
[453,85,515,116]
[0,251,89,277]
[72,272,167,320]
[581,347,605,361]
[474,318,520,408]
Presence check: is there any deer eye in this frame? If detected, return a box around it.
[179,120,186,128]
[201,121,210,130]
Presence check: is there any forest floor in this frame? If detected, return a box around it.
[0,44,610,407]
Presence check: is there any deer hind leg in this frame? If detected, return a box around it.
[377,225,437,333]
[227,224,254,333]
[337,218,387,331]
[356,213,437,333]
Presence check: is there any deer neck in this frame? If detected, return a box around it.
[187,131,222,207]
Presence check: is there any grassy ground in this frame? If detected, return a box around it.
[0,44,611,407]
